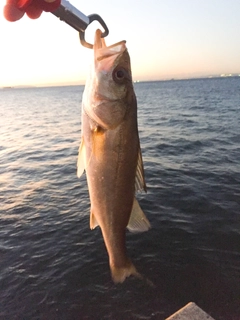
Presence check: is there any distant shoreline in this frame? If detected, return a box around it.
[136,75,240,84]
[1,74,240,89]
[134,74,240,84]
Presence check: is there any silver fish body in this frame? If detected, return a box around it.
[78,30,150,283]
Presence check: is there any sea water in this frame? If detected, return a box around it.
[0,78,239,319]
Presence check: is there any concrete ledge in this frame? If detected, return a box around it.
[166,302,215,320]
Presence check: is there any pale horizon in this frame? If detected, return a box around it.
[1,0,240,87]
[1,73,240,89]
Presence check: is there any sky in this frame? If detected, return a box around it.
[0,0,240,87]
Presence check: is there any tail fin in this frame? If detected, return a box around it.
[110,261,155,286]
[110,260,141,283]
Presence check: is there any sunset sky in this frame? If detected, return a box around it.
[1,0,240,87]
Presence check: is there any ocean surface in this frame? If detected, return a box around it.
[0,77,239,320]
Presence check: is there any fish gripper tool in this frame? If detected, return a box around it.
[52,0,109,49]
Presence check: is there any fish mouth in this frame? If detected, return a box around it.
[94,29,126,62]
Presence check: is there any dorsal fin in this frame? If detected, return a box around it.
[135,147,147,192]
[127,198,151,233]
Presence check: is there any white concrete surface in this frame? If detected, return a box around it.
[166,302,215,320]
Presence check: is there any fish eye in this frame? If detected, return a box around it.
[113,67,128,83]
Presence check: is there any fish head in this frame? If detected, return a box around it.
[83,29,135,130]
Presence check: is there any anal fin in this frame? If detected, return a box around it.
[90,211,99,230]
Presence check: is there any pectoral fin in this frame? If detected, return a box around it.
[127,198,151,233]
[135,147,147,192]
[77,138,86,178]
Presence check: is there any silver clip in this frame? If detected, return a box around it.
[52,0,109,49]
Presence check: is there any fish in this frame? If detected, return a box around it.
[77,29,151,283]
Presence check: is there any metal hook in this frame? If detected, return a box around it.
[79,14,109,49]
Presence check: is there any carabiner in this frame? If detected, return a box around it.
[52,0,109,49]
[79,14,109,49]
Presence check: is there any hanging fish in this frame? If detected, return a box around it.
[78,29,150,283]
